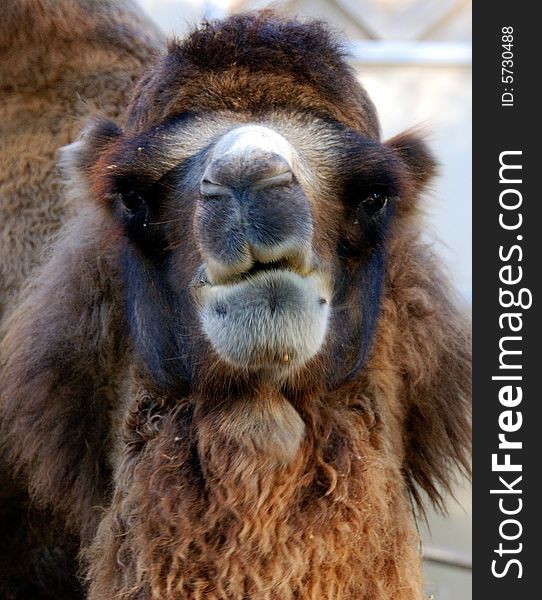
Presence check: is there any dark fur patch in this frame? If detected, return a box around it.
[122,245,191,388]
[347,244,387,381]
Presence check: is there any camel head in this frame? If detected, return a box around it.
[64,14,436,399]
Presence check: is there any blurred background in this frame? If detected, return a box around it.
[136,1,472,598]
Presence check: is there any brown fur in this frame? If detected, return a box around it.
[86,386,423,599]
[0,7,470,600]
[0,1,162,597]
[126,11,380,137]
[0,0,162,315]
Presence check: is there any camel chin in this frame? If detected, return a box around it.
[194,268,330,373]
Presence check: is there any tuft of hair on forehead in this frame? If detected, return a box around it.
[175,11,346,86]
[125,10,380,138]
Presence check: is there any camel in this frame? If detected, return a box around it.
[0,4,470,598]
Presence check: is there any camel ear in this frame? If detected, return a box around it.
[64,118,122,168]
[0,208,124,540]
[59,118,122,202]
[385,130,439,205]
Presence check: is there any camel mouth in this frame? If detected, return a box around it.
[235,258,295,282]
[198,259,295,287]
[192,267,330,372]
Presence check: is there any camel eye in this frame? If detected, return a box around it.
[353,193,389,225]
[361,192,388,213]
[121,190,145,213]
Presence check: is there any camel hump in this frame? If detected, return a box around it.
[0,1,163,318]
[0,0,164,90]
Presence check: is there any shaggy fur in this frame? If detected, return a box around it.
[0,1,162,597]
[0,0,162,315]
[86,387,423,599]
[0,6,471,600]
[126,13,380,137]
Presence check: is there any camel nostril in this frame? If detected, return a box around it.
[200,169,293,197]
[252,170,293,191]
[200,179,231,198]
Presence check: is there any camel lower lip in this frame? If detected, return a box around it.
[195,269,330,370]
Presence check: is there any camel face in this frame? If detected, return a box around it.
[85,110,403,386]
